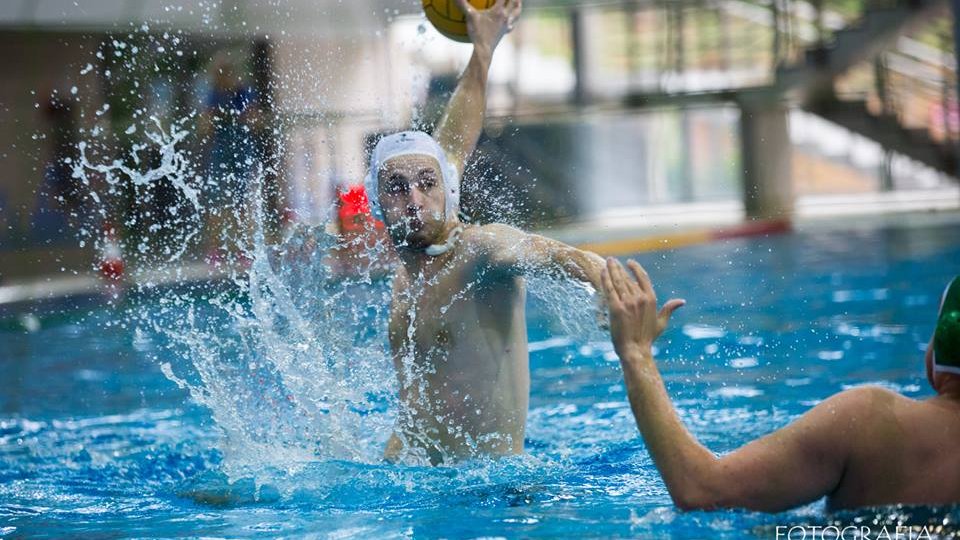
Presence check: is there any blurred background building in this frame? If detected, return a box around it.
[0,0,958,282]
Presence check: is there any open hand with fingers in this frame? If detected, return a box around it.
[453,0,522,56]
[601,258,685,361]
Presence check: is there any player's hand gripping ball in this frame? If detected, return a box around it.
[422,0,497,42]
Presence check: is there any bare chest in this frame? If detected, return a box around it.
[389,269,492,353]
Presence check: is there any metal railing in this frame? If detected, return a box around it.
[507,0,951,99]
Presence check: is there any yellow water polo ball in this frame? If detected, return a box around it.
[422,0,497,43]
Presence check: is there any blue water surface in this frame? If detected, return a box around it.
[2,215,960,538]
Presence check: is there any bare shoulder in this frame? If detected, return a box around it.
[803,385,906,442]
[815,385,902,417]
[460,223,527,255]
[459,223,530,277]
[784,386,897,435]
[833,384,898,402]
[473,223,523,234]
[461,223,524,244]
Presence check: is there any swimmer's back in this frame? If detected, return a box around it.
[829,386,960,510]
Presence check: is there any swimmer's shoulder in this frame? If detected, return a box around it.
[460,222,530,258]
[462,222,522,239]
[833,384,901,404]
[802,386,900,440]
[460,223,526,251]
[820,386,918,453]
[822,385,902,420]
[459,224,529,277]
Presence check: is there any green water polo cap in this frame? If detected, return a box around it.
[934,275,960,374]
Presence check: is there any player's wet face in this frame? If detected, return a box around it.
[378,155,447,250]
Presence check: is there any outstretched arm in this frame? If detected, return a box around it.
[434,0,522,175]
[478,223,605,292]
[603,258,857,513]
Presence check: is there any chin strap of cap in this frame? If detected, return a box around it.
[425,225,463,257]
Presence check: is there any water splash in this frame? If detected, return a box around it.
[68,106,403,480]
[72,139,606,485]
[61,35,606,488]
[154,194,400,478]
[73,115,203,262]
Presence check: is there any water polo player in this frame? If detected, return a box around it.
[602,261,960,512]
[371,0,609,465]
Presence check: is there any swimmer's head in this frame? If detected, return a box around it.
[364,131,460,251]
[926,276,960,392]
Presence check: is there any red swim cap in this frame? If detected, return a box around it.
[337,185,382,232]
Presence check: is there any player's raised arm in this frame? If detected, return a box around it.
[603,258,857,512]
[434,0,522,175]
[474,223,605,293]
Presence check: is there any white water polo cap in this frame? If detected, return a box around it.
[363,130,460,223]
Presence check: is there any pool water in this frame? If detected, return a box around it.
[2,218,960,538]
